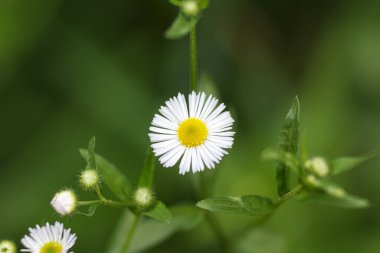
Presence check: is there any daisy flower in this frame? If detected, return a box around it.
[21,222,76,253]
[149,91,235,174]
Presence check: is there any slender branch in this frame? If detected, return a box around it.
[119,213,141,253]
[95,184,106,201]
[78,199,128,208]
[189,27,198,92]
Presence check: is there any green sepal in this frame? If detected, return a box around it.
[276,96,300,196]
[143,201,172,224]
[196,195,275,216]
[80,149,132,201]
[331,151,376,175]
[165,13,199,39]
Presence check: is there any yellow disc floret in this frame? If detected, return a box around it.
[178,118,208,147]
[40,242,62,253]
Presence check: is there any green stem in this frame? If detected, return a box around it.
[189,27,198,92]
[78,199,128,208]
[120,213,141,253]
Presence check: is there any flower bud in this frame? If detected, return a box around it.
[304,157,329,177]
[304,174,320,187]
[50,190,77,216]
[182,0,199,16]
[79,169,100,189]
[0,240,16,253]
[326,186,346,198]
[133,187,154,209]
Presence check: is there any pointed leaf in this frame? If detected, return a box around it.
[300,191,369,209]
[138,148,155,188]
[87,136,97,170]
[197,195,274,216]
[276,96,300,196]
[331,151,376,175]
[143,201,172,223]
[106,205,203,253]
[165,14,198,39]
[199,0,210,10]
[262,147,299,173]
[80,149,132,201]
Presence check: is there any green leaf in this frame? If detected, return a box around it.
[197,195,274,216]
[165,14,198,39]
[276,96,300,196]
[331,151,376,175]
[106,205,203,253]
[198,0,210,10]
[77,203,101,217]
[138,148,155,188]
[300,191,369,209]
[87,136,97,170]
[262,147,299,173]
[143,201,172,223]
[80,149,132,201]
[169,0,182,6]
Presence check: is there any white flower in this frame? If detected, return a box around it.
[50,190,77,216]
[305,157,329,177]
[0,240,16,253]
[149,91,235,174]
[79,169,99,189]
[21,222,76,253]
[182,1,199,16]
[134,187,154,208]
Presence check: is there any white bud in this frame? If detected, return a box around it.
[0,240,16,253]
[134,187,154,208]
[80,169,100,189]
[305,174,320,187]
[305,157,329,177]
[327,186,346,198]
[51,190,77,216]
[182,1,199,16]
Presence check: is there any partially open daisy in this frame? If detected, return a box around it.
[21,222,76,253]
[149,91,235,174]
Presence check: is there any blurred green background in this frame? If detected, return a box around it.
[1,0,380,252]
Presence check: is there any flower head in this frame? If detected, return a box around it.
[21,222,76,253]
[0,240,16,253]
[182,0,199,16]
[149,91,235,174]
[50,190,77,216]
[133,187,154,209]
[79,169,100,189]
[305,157,329,177]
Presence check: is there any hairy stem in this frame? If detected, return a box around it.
[190,27,198,92]
[119,213,141,253]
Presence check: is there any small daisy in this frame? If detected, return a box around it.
[21,222,76,253]
[149,91,235,174]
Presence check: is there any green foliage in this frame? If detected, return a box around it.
[262,147,299,174]
[106,205,203,253]
[276,96,300,196]
[331,151,376,175]
[299,191,369,209]
[197,195,274,216]
[143,201,172,224]
[165,14,198,39]
[138,148,155,188]
[80,149,132,202]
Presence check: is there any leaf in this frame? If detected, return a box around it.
[276,96,300,196]
[300,191,369,209]
[77,203,101,217]
[197,195,274,216]
[143,201,172,223]
[80,149,132,201]
[262,148,299,173]
[86,136,97,170]
[138,148,155,188]
[169,0,182,6]
[198,0,210,10]
[165,14,198,40]
[331,151,376,175]
[106,204,203,253]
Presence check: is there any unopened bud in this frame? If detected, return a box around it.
[51,190,77,216]
[0,240,16,253]
[80,169,100,189]
[182,1,199,16]
[327,186,346,198]
[305,157,329,177]
[134,187,154,209]
[305,174,320,187]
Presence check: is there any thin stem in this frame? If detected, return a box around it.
[120,213,141,253]
[78,199,128,208]
[95,184,106,201]
[189,27,198,92]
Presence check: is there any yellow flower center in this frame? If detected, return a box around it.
[40,242,63,253]
[178,118,208,147]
